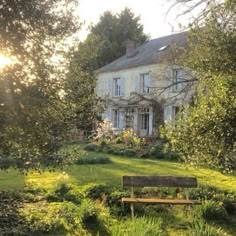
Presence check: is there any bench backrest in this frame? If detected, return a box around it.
[123,175,197,188]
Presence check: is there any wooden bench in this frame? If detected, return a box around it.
[121,175,201,217]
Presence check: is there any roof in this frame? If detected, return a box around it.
[98,31,188,73]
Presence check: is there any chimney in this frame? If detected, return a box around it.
[126,40,136,55]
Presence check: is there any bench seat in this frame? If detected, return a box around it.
[122,197,201,205]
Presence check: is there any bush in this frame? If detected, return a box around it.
[84,143,99,151]
[187,221,229,236]
[122,149,136,157]
[107,189,130,216]
[199,200,228,221]
[79,199,99,224]
[223,199,236,215]
[120,129,142,147]
[111,217,167,236]
[21,202,84,235]
[83,183,112,201]
[75,155,111,165]
[78,199,111,235]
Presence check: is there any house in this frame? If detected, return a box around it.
[95,32,195,137]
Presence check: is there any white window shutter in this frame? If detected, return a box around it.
[134,74,140,93]
[165,68,172,89]
[120,77,125,96]
[120,110,125,129]
[149,73,154,93]
[164,106,171,123]
[108,79,113,96]
[149,109,153,135]
[106,109,112,122]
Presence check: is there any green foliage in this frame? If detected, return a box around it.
[84,143,99,151]
[0,0,80,170]
[187,221,228,236]
[22,201,85,235]
[90,8,149,68]
[161,3,236,172]
[75,155,111,165]
[161,76,236,171]
[83,183,112,201]
[111,217,167,236]
[106,189,130,216]
[199,201,228,221]
[121,129,142,147]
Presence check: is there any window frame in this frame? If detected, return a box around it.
[113,109,120,128]
[172,69,183,92]
[140,73,150,94]
[113,77,121,97]
[140,108,149,130]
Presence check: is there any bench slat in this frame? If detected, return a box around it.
[122,197,201,205]
[123,176,197,188]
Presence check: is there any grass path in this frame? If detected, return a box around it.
[0,152,236,192]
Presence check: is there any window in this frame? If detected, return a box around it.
[172,69,183,92]
[140,108,149,130]
[113,109,120,128]
[113,78,121,96]
[140,73,150,94]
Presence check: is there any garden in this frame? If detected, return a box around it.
[1,127,236,236]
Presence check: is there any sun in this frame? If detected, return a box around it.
[0,54,16,69]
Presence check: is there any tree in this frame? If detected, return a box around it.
[161,3,236,171]
[90,8,149,67]
[0,0,80,170]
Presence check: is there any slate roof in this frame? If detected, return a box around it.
[99,31,188,73]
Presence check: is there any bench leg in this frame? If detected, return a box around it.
[131,203,134,218]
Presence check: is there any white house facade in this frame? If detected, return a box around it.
[96,32,194,137]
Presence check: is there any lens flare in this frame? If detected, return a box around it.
[0,54,16,69]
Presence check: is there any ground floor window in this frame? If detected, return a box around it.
[112,109,120,128]
[125,108,134,128]
[140,108,149,131]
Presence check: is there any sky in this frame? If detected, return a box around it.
[77,0,202,41]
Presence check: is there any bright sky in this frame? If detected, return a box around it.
[77,0,201,41]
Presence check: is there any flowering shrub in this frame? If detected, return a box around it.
[94,119,115,145]
[121,129,142,147]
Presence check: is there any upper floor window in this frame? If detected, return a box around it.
[172,69,183,92]
[140,73,150,94]
[113,78,121,96]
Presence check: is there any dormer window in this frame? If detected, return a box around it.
[140,73,150,94]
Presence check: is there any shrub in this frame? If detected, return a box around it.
[111,217,167,236]
[79,199,99,224]
[94,119,115,145]
[75,155,111,165]
[21,202,84,235]
[199,200,228,221]
[223,199,236,215]
[122,148,136,157]
[65,187,84,205]
[107,189,130,216]
[187,221,229,236]
[84,143,99,151]
[83,183,112,201]
[120,129,142,147]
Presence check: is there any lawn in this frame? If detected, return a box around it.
[1,150,236,192]
[0,146,236,236]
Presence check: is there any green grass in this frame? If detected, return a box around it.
[0,147,236,236]
[0,150,236,192]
